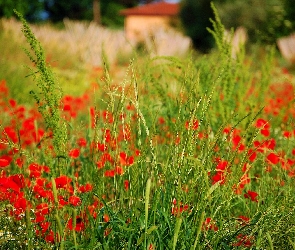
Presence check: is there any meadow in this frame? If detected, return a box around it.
[0,8,295,249]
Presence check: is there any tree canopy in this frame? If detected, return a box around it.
[179,0,295,52]
[0,0,138,26]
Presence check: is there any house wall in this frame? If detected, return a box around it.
[124,15,172,42]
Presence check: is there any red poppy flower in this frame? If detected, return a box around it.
[202,217,218,231]
[36,203,50,216]
[119,152,134,166]
[77,138,87,147]
[69,148,80,158]
[101,152,114,164]
[216,160,228,171]
[255,119,270,129]
[97,142,107,151]
[67,217,85,232]
[9,174,25,189]
[124,180,129,191]
[0,158,10,167]
[115,166,124,175]
[69,195,81,206]
[55,175,72,189]
[103,214,110,223]
[185,119,199,130]
[232,234,254,247]
[0,176,21,193]
[283,131,293,138]
[96,160,105,169]
[104,170,115,177]
[238,215,250,224]
[244,190,258,202]
[260,129,270,137]
[45,230,55,243]
[78,183,93,193]
[58,195,68,207]
[247,149,257,162]
[9,99,17,107]
[267,152,279,164]
[13,196,28,212]
[212,172,226,185]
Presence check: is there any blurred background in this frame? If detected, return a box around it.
[0,0,294,51]
[0,0,295,101]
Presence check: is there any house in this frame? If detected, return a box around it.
[120,1,180,42]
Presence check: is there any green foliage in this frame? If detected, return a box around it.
[284,0,295,31]
[180,0,295,49]
[14,10,68,158]
[0,0,42,19]
[179,0,215,53]
[217,0,295,44]
[45,0,93,22]
[101,2,125,27]
[45,0,131,27]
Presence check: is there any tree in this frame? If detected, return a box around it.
[93,0,101,24]
[44,0,137,26]
[0,0,42,20]
[284,0,295,32]
[179,0,215,53]
[180,0,295,50]
[44,0,93,22]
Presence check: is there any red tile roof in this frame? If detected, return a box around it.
[120,2,179,16]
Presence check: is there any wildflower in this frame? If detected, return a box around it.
[97,142,107,151]
[29,164,42,179]
[35,203,49,223]
[96,160,105,169]
[9,99,17,107]
[77,138,87,147]
[149,243,155,250]
[238,215,250,225]
[119,152,134,166]
[38,221,50,235]
[115,166,124,175]
[283,131,293,138]
[0,157,10,167]
[255,118,270,137]
[267,152,279,164]
[78,183,93,193]
[104,170,115,177]
[104,227,112,237]
[234,173,251,194]
[244,190,258,202]
[69,148,80,158]
[171,198,189,216]
[67,217,85,232]
[69,195,81,206]
[185,119,199,130]
[102,111,114,123]
[247,149,257,162]
[232,234,254,247]
[55,175,72,189]
[45,230,55,243]
[202,217,218,231]
[158,117,165,124]
[103,214,110,223]
[124,180,129,191]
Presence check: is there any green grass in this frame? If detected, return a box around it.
[0,7,295,250]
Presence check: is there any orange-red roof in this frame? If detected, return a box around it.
[120,2,179,16]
